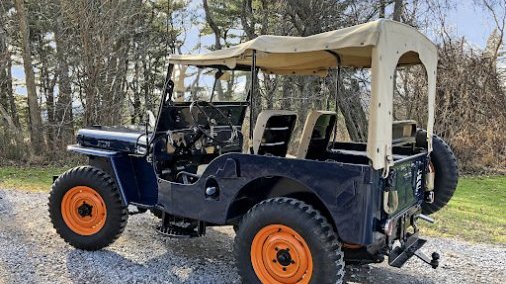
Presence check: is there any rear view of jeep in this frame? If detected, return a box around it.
[49,19,458,283]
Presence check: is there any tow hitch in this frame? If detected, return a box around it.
[388,212,440,269]
[388,233,440,269]
[415,250,440,269]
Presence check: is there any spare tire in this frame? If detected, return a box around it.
[416,130,459,215]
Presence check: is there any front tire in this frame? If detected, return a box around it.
[48,166,128,250]
[234,197,345,284]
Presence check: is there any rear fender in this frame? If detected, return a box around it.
[226,176,336,230]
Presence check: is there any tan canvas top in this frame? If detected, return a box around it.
[170,19,438,173]
[169,19,435,75]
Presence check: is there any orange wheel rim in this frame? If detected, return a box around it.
[61,186,107,236]
[251,224,313,284]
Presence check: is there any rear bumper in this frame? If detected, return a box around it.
[384,205,422,246]
[383,204,440,268]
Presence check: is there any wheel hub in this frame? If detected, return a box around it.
[77,202,93,217]
[276,249,293,266]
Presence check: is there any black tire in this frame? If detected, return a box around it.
[48,166,128,250]
[416,130,459,214]
[234,197,345,284]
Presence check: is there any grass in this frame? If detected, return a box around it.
[0,166,68,191]
[421,176,506,244]
[1,165,505,244]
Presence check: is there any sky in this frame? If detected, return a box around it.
[11,1,497,96]
[444,1,495,48]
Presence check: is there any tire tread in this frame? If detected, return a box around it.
[48,166,128,250]
[234,197,344,283]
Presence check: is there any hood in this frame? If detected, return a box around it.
[76,126,148,154]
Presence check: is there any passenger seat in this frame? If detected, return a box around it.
[295,110,337,159]
[252,110,297,156]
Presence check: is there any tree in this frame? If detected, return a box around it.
[15,0,45,154]
[53,1,74,149]
[0,1,19,129]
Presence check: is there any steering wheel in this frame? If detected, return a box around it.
[189,100,237,144]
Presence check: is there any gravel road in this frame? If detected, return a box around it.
[0,188,505,284]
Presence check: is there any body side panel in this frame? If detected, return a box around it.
[156,153,383,245]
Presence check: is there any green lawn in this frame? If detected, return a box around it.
[1,166,504,244]
[0,166,68,191]
[421,176,506,244]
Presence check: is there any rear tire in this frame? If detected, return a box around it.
[234,197,345,284]
[48,166,128,250]
[416,130,459,214]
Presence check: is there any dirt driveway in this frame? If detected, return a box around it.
[0,189,504,283]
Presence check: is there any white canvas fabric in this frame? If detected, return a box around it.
[169,19,437,171]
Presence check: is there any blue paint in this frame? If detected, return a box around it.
[67,144,120,157]
[156,153,426,245]
[76,127,148,153]
[68,145,157,206]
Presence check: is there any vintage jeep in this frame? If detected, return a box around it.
[49,19,458,283]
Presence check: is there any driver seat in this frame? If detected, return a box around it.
[252,110,297,156]
[295,110,337,159]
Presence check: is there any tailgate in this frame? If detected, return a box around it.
[388,152,427,215]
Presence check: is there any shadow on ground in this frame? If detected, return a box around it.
[64,225,435,284]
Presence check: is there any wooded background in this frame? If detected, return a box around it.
[0,0,505,173]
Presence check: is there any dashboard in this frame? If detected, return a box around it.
[152,101,248,182]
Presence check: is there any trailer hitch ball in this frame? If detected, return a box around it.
[414,249,440,269]
[431,252,440,269]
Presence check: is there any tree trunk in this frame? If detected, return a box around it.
[15,0,45,154]
[203,0,222,50]
[240,0,256,39]
[0,5,20,129]
[38,35,57,151]
[0,30,8,115]
[392,0,403,21]
[54,17,74,148]
[6,58,20,128]
[379,0,386,18]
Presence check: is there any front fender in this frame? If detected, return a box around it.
[67,144,158,207]
[67,144,120,157]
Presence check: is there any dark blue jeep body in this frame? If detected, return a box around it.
[67,100,429,265]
